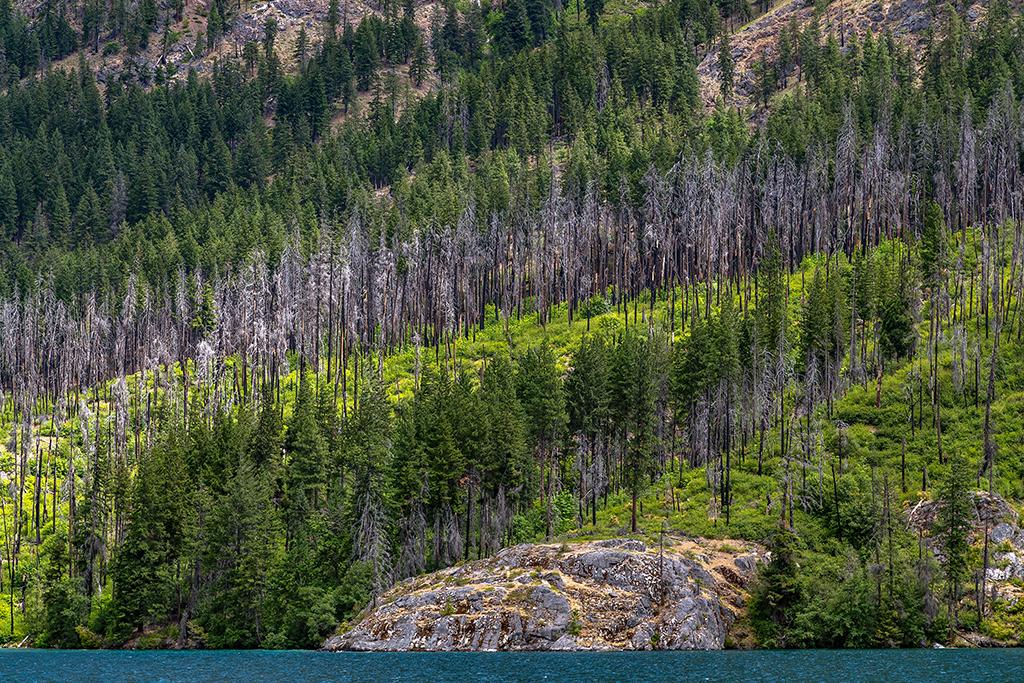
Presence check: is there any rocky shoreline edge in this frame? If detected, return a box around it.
[323,537,766,652]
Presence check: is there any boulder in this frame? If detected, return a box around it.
[324,537,765,652]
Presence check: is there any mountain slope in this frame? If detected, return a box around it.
[698,0,1000,107]
[36,0,438,83]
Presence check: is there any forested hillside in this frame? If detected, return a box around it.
[1,0,1023,650]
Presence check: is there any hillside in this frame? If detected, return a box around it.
[3,228,1024,648]
[6,0,1015,117]
[699,0,1006,107]
[0,0,1023,655]
[20,0,432,81]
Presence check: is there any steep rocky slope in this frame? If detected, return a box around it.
[32,0,438,86]
[323,537,765,651]
[909,490,1024,641]
[23,0,1003,103]
[698,0,997,107]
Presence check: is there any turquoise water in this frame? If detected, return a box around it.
[0,649,1022,682]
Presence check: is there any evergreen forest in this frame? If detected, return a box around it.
[0,0,1023,650]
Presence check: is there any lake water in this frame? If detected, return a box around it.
[0,649,1022,682]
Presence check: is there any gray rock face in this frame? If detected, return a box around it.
[908,491,1018,534]
[987,522,1024,583]
[323,538,764,652]
[905,492,1024,620]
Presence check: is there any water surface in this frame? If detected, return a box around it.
[1,648,1022,682]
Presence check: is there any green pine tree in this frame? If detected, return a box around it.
[937,453,974,633]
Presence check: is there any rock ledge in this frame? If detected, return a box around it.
[324,537,764,652]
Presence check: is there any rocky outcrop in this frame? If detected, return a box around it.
[908,490,1018,535]
[907,490,1024,641]
[323,537,765,652]
[989,522,1024,582]
[986,521,1024,623]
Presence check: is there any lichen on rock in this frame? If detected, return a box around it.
[323,537,764,652]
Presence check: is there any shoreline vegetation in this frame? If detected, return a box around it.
[3,230,1024,650]
[1,0,1023,655]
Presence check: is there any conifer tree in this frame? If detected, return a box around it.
[354,22,380,91]
[937,454,973,632]
[250,385,283,472]
[479,354,530,525]
[0,157,16,239]
[718,33,734,101]
[920,200,947,287]
[611,332,656,533]
[410,34,429,87]
[201,456,280,647]
[493,0,530,56]
[517,346,566,538]
[584,0,604,30]
[749,527,802,647]
[283,376,327,545]
[327,0,340,37]
[878,262,916,364]
[345,375,395,596]
[109,426,190,640]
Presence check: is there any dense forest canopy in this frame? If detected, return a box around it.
[0,0,1023,650]
[0,0,1017,300]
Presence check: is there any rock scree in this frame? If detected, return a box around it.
[323,538,764,651]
